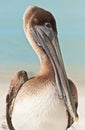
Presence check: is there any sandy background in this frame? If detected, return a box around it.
[0,78,85,130]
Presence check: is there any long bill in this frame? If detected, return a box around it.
[31,25,78,121]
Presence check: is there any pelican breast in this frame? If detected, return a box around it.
[12,77,68,130]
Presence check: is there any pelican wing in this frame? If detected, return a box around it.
[6,71,28,130]
[67,79,78,128]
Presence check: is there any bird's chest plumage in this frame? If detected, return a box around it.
[12,85,68,130]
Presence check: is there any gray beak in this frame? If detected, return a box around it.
[31,24,78,121]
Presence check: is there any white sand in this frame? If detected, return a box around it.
[0,79,10,130]
[0,78,85,130]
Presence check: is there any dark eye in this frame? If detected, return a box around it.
[45,22,51,28]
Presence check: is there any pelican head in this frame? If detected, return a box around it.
[23,6,78,121]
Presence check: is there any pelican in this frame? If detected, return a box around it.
[6,6,78,130]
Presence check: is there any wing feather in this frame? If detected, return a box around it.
[67,79,78,129]
[6,71,28,130]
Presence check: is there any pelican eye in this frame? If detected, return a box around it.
[45,22,51,28]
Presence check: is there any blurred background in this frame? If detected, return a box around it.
[0,0,85,82]
[0,1,85,129]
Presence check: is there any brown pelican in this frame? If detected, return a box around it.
[6,6,78,130]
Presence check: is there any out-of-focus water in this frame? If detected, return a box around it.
[0,0,85,78]
[0,2,85,129]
